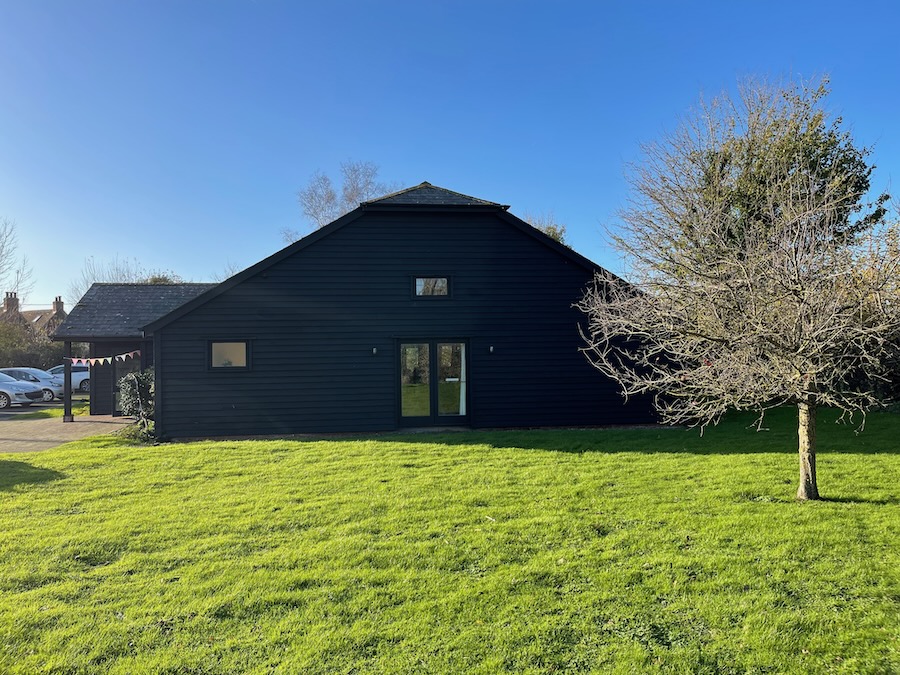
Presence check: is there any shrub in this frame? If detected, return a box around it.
[118,369,154,439]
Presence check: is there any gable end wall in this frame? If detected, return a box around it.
[155,210,651,437]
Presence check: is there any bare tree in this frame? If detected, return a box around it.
[283,160,400,242]
[0,218,34,300]
[522,211,568,245]
[578,78,899,500]
[211,260,244,282]
[67,256,183,304]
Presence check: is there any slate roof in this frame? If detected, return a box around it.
[363,182,508,209]
[52,283,216,341]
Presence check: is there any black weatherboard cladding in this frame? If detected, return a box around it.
[89,340,141,415]
[153,185,654,437]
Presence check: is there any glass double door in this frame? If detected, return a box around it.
[399,341,467,424]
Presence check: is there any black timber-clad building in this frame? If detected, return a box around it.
[137,183,654,438]
[53,283,215,416]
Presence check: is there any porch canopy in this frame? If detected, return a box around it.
[52,283,215,421]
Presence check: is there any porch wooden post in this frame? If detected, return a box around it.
[63,341,73,422]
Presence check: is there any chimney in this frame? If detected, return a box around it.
[3,292,19,313]
[53,296,64,313]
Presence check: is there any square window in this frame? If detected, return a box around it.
[210,341,249,369]
[415,277,449,296]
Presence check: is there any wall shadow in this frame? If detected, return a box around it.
[0,460,66,491]
[316,408,900,456]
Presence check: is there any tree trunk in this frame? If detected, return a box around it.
[797,401,820,500]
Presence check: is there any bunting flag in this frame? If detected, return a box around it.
[67,350,140,367]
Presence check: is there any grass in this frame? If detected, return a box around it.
[0,407,897,673]
[15,398,89,420]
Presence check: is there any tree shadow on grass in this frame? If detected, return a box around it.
[820,496,900,505]
[0,460,65,491]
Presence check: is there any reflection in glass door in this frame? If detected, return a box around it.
[400,343,430,417]
[437,343,466,416]
[400,341,467,423]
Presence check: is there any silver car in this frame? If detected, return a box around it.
[47,364,91,392]
[0,372,44,408]
[0,367,65,402]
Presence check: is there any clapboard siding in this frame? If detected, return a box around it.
[89,340,142,415]
[155,209,652,437]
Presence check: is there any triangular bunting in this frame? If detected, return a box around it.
[67,350,141,366]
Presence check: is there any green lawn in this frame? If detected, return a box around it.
[0,408,897,674]
[16,398,90,420]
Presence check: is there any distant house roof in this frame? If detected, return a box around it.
[52,283,216,341]
[363,182,508,209]
[21,310,63,334]
[1,292,67,336]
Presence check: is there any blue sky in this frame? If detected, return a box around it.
[2,0,898,308]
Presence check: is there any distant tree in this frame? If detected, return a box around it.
[523,212,568,245]
[1,220,64,366]
[211,260,243,282]
[0,322,67,369]
[143,273,183,285]
[0,218,34,300]
[67,256,145,304]
[283,160,400,242]
[67,256,183,304]
[0,323,28,367]
[863,219,900,401]
[578,78,899,501]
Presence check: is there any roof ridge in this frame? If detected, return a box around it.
[363,181,432,203]
[88,282,217,287]
[362,181,506,208]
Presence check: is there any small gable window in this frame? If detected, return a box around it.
[415,277,449,297]
[210,341,249,369]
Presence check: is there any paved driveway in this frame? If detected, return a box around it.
[0,411,132,453]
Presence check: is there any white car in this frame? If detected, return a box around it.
[47,364,91,393]
[0,372,44,408]
[0,367,65,402]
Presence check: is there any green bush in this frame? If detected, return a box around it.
[118,368,154,439]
